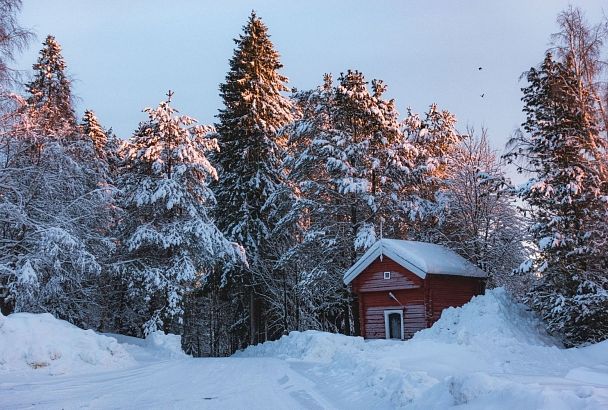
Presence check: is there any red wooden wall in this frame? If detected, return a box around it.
[351,256,426,339]
[425,274,486,326]
[351,255,485,339]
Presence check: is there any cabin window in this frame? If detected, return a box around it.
[384,309,404,340]
[383,271,391,280]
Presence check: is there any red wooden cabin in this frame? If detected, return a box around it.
[343,239,487,340]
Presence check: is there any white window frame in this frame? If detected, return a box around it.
[383,271,391,280]
[384,309,404,340]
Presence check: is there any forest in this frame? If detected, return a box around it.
[1,1,607,357]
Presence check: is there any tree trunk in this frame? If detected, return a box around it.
[249,289,258,345]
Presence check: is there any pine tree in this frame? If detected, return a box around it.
[79,109,123,179]
[401,104,462,239]
[81,109,107,159]
[25,35,75,133]
[506,52,608,345]
[112,92,242,337]
[213,11,293,345]
[282,71,417,334]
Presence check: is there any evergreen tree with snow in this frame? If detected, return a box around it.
[401,104,462,239]
[281,71,418,334]
[81,109,107,159]
[506,52,608,345]
[213,12,292,345]
[25,35,75,133]
[79,109,122,179]
[112,92,242,337]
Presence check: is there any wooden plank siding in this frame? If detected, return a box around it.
[359,289,426,339]
[352,256,426,339]
[351,256,423,293]
[425,274,486,325]
[349,255,486,339]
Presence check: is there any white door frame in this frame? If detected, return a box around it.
[384,309,404,340]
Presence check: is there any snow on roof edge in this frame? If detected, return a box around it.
[343,239,487,285]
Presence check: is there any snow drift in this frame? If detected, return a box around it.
[107,331,188,360]
[0,312,134,375]
[238,288,608,409]
[413,287,555,347]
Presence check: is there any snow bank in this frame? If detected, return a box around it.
[0,312,134,375]
[234,330,365,362]
[105,331,188,360]
[238,288,608,409]
[414,287,556,347]
[144,331,188,358]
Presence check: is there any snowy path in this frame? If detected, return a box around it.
[4,355,607,410]
[3,291,608,409]
[1,358,338,409]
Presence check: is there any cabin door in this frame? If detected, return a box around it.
[384,309,404,340]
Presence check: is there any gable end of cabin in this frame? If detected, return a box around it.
[348,250,486,340]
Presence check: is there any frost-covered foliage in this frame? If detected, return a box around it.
[435,130,530,297]
[278,71,460,335]
[0,108,109,325]
[281,71,408,334]
[212,11,293,346]
[81,110,106,156]
[506,49,608,345]
[0,1,32,87]
[0,36,113,329]
[79,109,121,181]
[112,93,242,337]
[401,103,463,238]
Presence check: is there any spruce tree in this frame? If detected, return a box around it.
[282,71,418,334]
[507,52,608,345]
[113,93,242,337]
[81,109,108,159]
[401,104,462,239]
[25,35,75,133]
[213,11,292,345]
[79,109,123,179]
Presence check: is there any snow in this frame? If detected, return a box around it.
[344,238,487,284]
[383,239,488,277]
[2,289,608,409]
[239,288,608,409]
[414,287,554,347]
[0,312,134,375]
[105,331,188,361]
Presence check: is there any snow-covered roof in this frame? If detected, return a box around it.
[343,239,487,284]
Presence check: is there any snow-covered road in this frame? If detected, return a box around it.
[2,289,608,409]
[1,357,338,409]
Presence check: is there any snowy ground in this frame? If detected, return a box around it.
[2,289,608,409]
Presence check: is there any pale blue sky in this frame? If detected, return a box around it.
[16,1,607,168]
